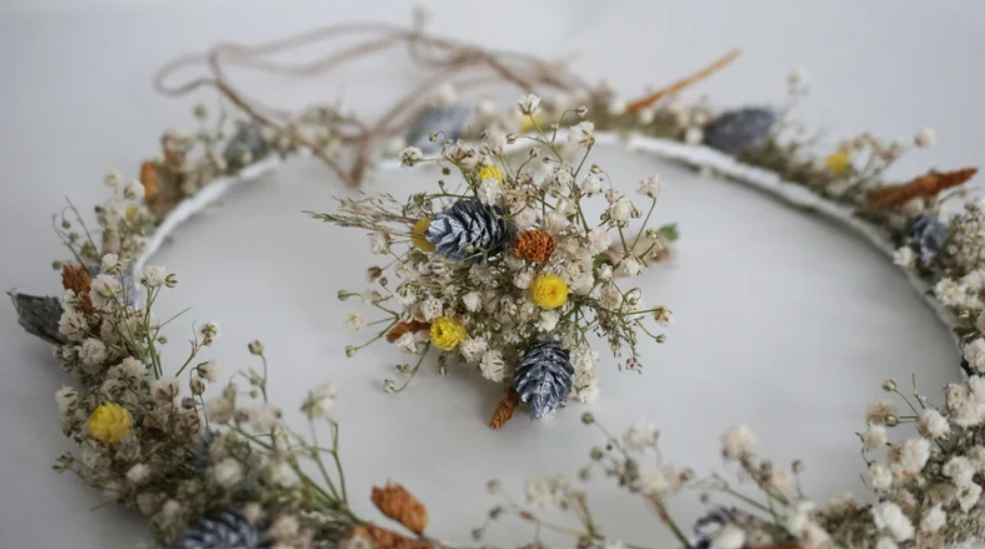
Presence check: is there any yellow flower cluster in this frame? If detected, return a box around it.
[477,165,504,183]
[530,274,569,310]
[825,150,851,175]
[88,402,133,444]
[430,316,467,350]
[411,217,435,252]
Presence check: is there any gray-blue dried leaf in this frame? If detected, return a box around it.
[404,104,474,153]
[9,291,65,345]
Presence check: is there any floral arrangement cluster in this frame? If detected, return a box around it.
[308,95,677,425]
[11,40,985,549]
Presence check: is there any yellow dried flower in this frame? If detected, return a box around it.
[825,151,851,175]
[530,274,569,310]
[477,165,504,183]
[430,316,466,350]
[411,217,435,252]
[88,402,133,444]
[519,114,543,134]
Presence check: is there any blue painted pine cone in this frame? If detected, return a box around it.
[904,213,948,265]
[224,123,269,172]
[703,108,776,155]
[404,104,474,153]
[512,341,573,419]
[169,511,261,549]
[425,199,509,263]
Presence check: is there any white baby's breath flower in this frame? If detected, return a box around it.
[570,370,600,403]
[788,66,809,89]
[396,332,419,354]
[140,266,168,288]
[346,311,367,331]
[199,321,220,345]
[959,482,983,511]
[206,397,234,424]
[420,297,444,321]
[581,174,603,196]
[875,537,898,549]
[302,382,337,420]
[863,424,888,449]
[250,404,282,432]
[513,208,539,230]
[537,311,559,332]
[127,463,151,486]
[944,456,976,488]
[80,337,109,368]
[370,232,391,255]
[685,127,704,145]
[892,247,916,268]
[478,178,502,205]
[636,464,681,496]
[197,360,219,383]
[600,284,623,310]
[268,515,300,543]
[58,310,89,341]
[711,525,746,549]
[212,458,243,489]
[914,128,935,148]
[597,264,613,282]
[123,179,145,201]
[868,463,893,491]
[399,146,424,167]
[607,96,628,117]
[101,253,120,272]
[935,278,965,308]
[964,339,985,373]
[462,291,483,312]
[271,461,299,488]
[867,400,898,425]
[525,474,564,508]
[459,336,488,363]
[623,420,659,451]
[608,196,635,225]
[587,227,612,255]
[637,175,661,199]
[893,437,931,475]
[55,386,78,415]
[90,274,122,310]
[920,505,946,533]
[721,424,757,460]
[151,376,180,404]
[621,256,643,277]
[514,269,534,290]
[108,357,145,382]
[518,93,542,116]
[872,501,914,541]
[567,121,595,148]
[480,350,507,382]
[917,408,950,439]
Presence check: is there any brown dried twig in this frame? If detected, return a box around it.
[867,167,978,209]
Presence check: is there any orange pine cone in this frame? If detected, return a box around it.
[489,390,521,430]
[371,482,429,536]
[387,321,430,343]
[514,229,556,263]
[867,167,977,208]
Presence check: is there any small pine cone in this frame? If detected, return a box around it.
[387,320,430,343]
[350,525,434,549]
[168,511,261,549]
[8,291,65,345]
[703,107,776,155]
[425,199,510,263]
[514,229,556,263]
[223,123,269,172]
[489,390,521,429]
[512,341,573,419]
[372,482,429,536]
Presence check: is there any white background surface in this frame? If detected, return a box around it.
[2,1,985,548]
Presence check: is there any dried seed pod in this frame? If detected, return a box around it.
[489,390,521,430]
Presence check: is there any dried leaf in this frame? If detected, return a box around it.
[387,321,430,343]
[140,161,160,201]
[867,167,977,208]
[350,525,433,549]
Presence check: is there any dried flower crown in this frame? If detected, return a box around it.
[8,16,985,549]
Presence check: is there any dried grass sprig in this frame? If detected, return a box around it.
[371,482,429,536]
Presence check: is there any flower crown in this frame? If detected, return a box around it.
[9,18,985,549]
